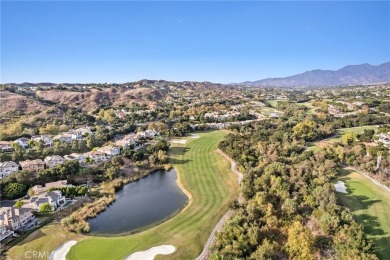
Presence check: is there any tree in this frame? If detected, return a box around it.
[39,202,52,212]
[157,150,169,164]
[14,200,24,208]
[111,156,124,166]
[293,120,318,141]
[342,131,357,146]
[3,183,26,200]
[285,221,315,260]
[105,165,119,180]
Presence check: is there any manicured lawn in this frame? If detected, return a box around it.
[337,169,390,259]
[7,224,84,260]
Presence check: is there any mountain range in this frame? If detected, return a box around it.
[240,62,390,87]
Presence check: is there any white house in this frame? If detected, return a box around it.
[377,132,390,148]
[31,135,54,146]
[64,153,87,166]
[53,133,73,143]
[84,151,107,163]
[0,161,19,179]
[29,191,66,211]
[13,137,30,148]
[74,126,93,136]
[97,146,121,158]
[44,155,65,168]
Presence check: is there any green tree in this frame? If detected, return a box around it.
[3,183,26,200]
[14,200,24,208]
[39,202,52,212]
[342,131,357,146]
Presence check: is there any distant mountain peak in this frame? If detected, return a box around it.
[241,61,390,87]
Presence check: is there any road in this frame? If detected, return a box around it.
[195,149,243,260]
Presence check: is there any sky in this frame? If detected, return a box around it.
[1,1,390,84]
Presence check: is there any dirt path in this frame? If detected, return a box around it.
[195,149,243,260]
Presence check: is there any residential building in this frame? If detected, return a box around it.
[31,180,72,195]
[53,133,73,143]
[74,126,93,136]
[44,155,65,168]
[13,137,30,148]
[0,207,35,230]
[29,191,66,211]
[0,141,13,153]
[31,135,53,146]
[0,225,15,241]
[97,145,121,158]
[64,153,87,166]
[377,132,390,148]
[84,151,107,163]
[19,159,45,172]
[0,161,19,179]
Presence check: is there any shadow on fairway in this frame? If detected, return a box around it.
[372,235,390,259]
[169,146,192,165]
[357,214,385,236]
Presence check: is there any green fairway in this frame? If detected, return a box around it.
[308,125,379,151]
[337,169,390,259]
[64,130,237,259]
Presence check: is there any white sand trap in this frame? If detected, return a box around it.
[190,134,200,138]
[49,240,77,260]
[334,181,348,193]
[170,139,187,144]
[124,245,175,260]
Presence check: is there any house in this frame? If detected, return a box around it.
[29,190,66,211]
[84,151,107,163]
[74,126,93,136]
[377,132,390,148]
[97,145,121,158]
[44,155,65,168]
[0,207,35,230]
[64,153,87,166]
[31,180,72,195]
[0,141,13,153]
[115,139,132,149]
[137,129,158,139]
[53,133,73,143]
[13,137,30,148]
[31,135,53,146]
[19,159,45,172]
[0,225,15,241]
[0,161,19,179]
[68,130,84,141]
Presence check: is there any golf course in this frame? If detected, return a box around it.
[337,169,390,259]
[7,130,239,259]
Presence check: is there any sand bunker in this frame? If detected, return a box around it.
[125,245,176,260]
[49,240,77,260]
[334,181,348,193]
[170,139,187,144]
[190,134,200,139]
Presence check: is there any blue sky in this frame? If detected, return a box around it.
[1,1,389,83]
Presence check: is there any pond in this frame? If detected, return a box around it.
[88,169,188,235]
